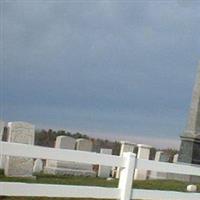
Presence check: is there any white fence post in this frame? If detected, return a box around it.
[118,152,136,200]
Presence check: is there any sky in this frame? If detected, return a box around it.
[1,0,200,149]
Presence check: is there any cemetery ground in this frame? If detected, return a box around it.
[0,170,200,199]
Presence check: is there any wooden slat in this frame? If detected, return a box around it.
[0,182,120,199]
[132,189,200,200]
[0,141,125,167]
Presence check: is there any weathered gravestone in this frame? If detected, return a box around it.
[0,120,5,169]
[173,154,179,163]
[156,152,170,180]
[75,138,95,176]
[149,151,164,179]
[134,144,152,180]
[44,137,95,176]
[98,148,112,178]
[44,135,76,174]
[4,122,35,177]
[116,141,136,178]
[33,159,43,174]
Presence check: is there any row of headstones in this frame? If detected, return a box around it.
[0,120,179,180]
[0,120,112,178]
[114,141,179,180]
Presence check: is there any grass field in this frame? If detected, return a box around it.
[0,170,199,200]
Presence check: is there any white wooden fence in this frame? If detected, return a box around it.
[0,141,200,200]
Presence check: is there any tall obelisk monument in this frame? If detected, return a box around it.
[179,64,200,164]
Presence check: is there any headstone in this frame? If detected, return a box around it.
[173,154,179,163]
[156,152,169,180]
[4,122,35,177]
[44,137,95,176]
[75,139,94,172]
[134,144,152,180]
[76,138,93,151]
[116,141,136,178]
[0,120,5,169]
[98,148,112,178]
[149,151,165,179]
[45,135,76,168]
[160,153,170,162]
[33,159,43,174]
[179,64,200,165]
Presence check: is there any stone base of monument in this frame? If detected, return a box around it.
[44,167,96,177]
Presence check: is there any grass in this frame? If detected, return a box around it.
[0,172,199,199]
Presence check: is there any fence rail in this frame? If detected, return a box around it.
[1,141,200,200]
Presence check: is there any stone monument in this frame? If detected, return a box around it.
[179,64,200,164]
[4,121,35,177]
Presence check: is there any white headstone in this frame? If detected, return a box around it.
[44,136,95,176]
[75,139,93,171]
[45,135,76,168]
[4,122,35,177]
[76,138,93,151]
[0,120,5,169]
[33,159,43,174]
[173,154,179,163]
[98,148,112,178]
[134,144,152,180]
[116,141,136,178]
[149,151,167,180]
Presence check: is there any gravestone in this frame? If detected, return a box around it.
[4,122,35,177]
[0,120,5,169]
[75,139,94,173]
[76,138,93,151]
[149,151,165,179]
[134,144,152,180]
[45,135,76,168]
[116,141,136,178]
[173,154,179,163]
[157,152,170,180]
[98,148,112,178]
[33,159,43,174]
[44,137,95,176]
[44,136,76,174]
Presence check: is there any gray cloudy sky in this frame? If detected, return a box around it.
[1,0,200,148]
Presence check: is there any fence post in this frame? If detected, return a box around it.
[118,152,136,200]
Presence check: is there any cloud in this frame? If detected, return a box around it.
[1,1,200,147]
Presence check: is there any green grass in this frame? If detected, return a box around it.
[0,172,199,200]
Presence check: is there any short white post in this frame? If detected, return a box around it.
[118,152,136,200]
